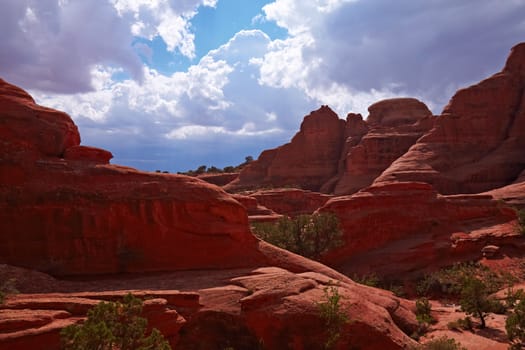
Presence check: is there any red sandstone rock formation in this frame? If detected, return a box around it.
[225,105,346,192]
[250,188,332,217]
[320,182,520,277]
[375,43,525,194]
[328,99,434,194]
[0,78,266,275]
[226,99,434,195]
[0,79,421,349]
[197,172,239,186]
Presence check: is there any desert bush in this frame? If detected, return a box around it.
[413,336,467,350]
[459,276,493,329]
[61,293,170,350]
[252,212,343,260]
[506,288,525,308]
[446,317,473,331]
[351,273,380,288]
[416,262,509,298]
[517,208,525,235]
[318,285,349,349]
[415,298,434,326]
[507,297,525,350]
[0,279,17,304]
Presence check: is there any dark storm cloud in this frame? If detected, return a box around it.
[315,0,525,111]
[0,0,143,93]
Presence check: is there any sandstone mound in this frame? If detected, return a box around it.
[0,264,418,350]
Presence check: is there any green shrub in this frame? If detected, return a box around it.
[351,273,380,288]
[252,212,343,260]
[459,276,493,329]
[447,317,473,331]
[415,298,434,326]
[61,293,171,350]
[416,262,509,298]
[414,336,467,350]
[0,279,18,304]
[506,288,525,308]
[518,209,525,235]
[506,295,525,349]
[318,285,349,349]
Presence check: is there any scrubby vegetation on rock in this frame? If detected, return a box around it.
[61,293,171,350]
[506,291,525,350]
[414,336,467,350]
[317,284,349,349]
[251,212,343,260]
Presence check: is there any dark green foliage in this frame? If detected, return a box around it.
[413,336,467,350]
[447,317,473,331]
[518,209,525,235]
[506,288,525,308]
[61,293,171,350]
[415,298,434,325]
[0,279,18,304]
[179,155,254,176]
[251,212,343,260]
[506,294,525,349]
[318,285,349,349]
[351,273,380,287]
[416,262,509,298]
[459,276,492,329]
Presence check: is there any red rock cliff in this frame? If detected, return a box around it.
[375,42,525,194]
[227,99,434,195]
[0,78,267,275]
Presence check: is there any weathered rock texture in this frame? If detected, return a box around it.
[320,182,520,277]
[328,100,433,195]
[0,78,267,275]
[375,43,525,194]
[226,105,346,192]
[250,189,332,217]
[226,99,434,195]
[0,264,418,350]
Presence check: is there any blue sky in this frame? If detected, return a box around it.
[1,0,525,172]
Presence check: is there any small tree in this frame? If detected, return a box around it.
[506,295,525,349]
[252,212,343,260]
[459,276,491,329]
[61,293,170,350]
[318,285,349,349]
[415,298,434,326]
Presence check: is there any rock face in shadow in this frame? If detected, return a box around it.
[374,43,525,194]
[226,99,434,195]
